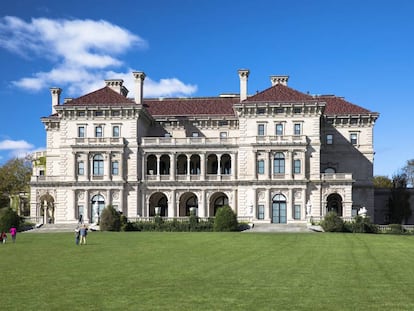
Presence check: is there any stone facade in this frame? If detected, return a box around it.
[30,70,379,225]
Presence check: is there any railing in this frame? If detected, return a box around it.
[72,137,125,145]
[255,135,307,145]
[321,173,353,181]
[126,216,253,223]
[141,137,239,146]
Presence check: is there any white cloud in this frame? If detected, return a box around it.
[0,16,198,98]
[0,139,34,150]
[0,139,37,163]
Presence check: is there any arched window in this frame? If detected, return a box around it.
[272,194,287,224]
[273,152,285,174]
[91,194,105,223]
[213,195,229,215]
[93,154,104,176]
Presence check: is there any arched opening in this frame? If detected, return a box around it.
[177,154,187,175]
[149,192,168,216]
[272,193,287,224]
[147,154,157,175]
[179,192,198,216]
[190,154,200,175]
[209,192,229,216]
[326,193,343,216]
[220,154,231,175]
[207,154,218,174]
[160,154,170,175]
[39,193,55,224]
[324,167,336,174]
[91,194,105,223]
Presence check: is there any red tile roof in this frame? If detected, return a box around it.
[143,97,239,117]
[62,86,135,106]
[244,83,376,116]
[58,81,376,117]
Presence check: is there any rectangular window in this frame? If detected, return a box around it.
[112,161,119,175]
[112,126,120,137]
[78,111,85,117]
[192,132,199,137]
[294,159,301,174]
[275,124,283,136]
[95,111,103,117]
[258,205,265,220]
[78,161,84,175]
[95,126,103,137]
[257,108,265,115]
[326,134,333,145]
[293,107,302,114]
[78,126,85,138]
[294,123,301,135]
[294,204,301,220]
[350,133,358,145]
[111,110,120,117]
[258,124,265,136]
[257,159,265,174]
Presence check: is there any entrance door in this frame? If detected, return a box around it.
[272,194,287,224]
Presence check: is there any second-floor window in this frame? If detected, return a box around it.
[275,124,283,136]
[350,133,358,145]
[258,124,265,136]
[93,154,104,176]
[95,126,103,138]
[78,126,85,138]
[326,134,333,145]
[294,123,301,135]
[112,126,120,137]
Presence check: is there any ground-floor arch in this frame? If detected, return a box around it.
[179,192,198,216]
[91,194,105,223]
[326,193,343,216]
[209,192,229,216]
[149,192,168,216]
[271,193,287,224]
[39,193,55,224]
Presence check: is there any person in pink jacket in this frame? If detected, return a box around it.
[10,227,17,243]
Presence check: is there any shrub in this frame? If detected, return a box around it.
[346,215,379,234]
[213,205,238,232]
[0,207,21,232]
[387,224,405,234]
[320,211,344,232]
[99,205,121,231]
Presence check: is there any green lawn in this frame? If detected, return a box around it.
[1,231,414,310]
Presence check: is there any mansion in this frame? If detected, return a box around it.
[30,69,379,225]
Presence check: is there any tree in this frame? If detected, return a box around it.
[0,208,21,231]
[99,205,121,231]
[213,205,238,232]
[0,158,32,209]
[402,159,414,187]
[373,175,393,188]
[387,173,411,224]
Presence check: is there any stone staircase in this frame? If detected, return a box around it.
[25,223,82,233]
[244,223,322,233]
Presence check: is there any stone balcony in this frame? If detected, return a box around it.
[255,135,307,145]
[141,137,239,147]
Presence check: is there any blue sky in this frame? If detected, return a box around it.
[0,0,413,177]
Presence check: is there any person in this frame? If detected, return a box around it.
[10,227,17,243]
[0,231,6,244]
[79,224,88,245]
[79,214,83,224]
[75,226,80,245]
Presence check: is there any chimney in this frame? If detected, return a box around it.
[132,71,146,104]
[270,75,289,86]
[105,79,129,97]
[238,69,250,101]
[50,87,62,114]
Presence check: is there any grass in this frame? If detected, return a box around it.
[1,231,414,310]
